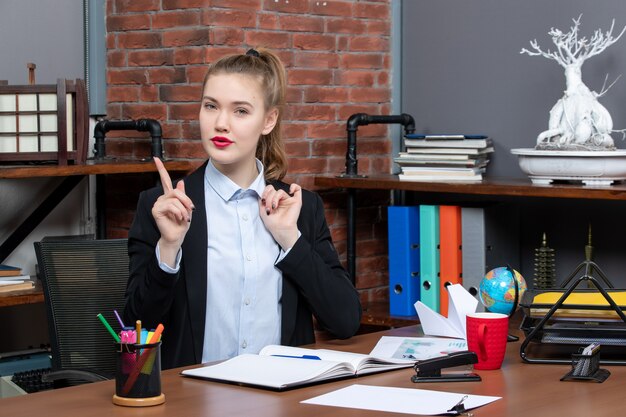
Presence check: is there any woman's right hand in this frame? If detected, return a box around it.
[151,157,194,266]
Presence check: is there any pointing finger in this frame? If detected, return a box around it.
[154,157,173,192]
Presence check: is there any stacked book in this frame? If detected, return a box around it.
[0,264,34,293]
[395,134,493,181]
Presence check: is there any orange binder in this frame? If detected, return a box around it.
[439,205,463,317]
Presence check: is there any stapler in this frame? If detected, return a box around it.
[411,351,481,383]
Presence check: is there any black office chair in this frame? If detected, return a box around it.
[34,238,129,387]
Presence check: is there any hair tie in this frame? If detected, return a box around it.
[246,48,260,57]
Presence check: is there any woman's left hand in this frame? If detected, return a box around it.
[259,183,302,250]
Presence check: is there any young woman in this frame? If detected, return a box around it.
[124,48,362,369]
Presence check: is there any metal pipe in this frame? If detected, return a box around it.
[93,119,163,160]
[342,113,416,285]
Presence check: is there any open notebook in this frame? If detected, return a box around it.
[181,345,413,390]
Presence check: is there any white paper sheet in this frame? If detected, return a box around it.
[414,284,478,339]
[369,336,468,361]
[302,384,500,415]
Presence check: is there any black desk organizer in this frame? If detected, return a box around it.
[560,347,610,382]
[519,259,626,365]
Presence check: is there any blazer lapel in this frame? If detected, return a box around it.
[181,162,208,363]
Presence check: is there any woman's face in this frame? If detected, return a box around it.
[199,73,277,175]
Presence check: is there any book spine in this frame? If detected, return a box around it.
[387,206,421,316]
[439,205,462,317]
[419,205,440,312]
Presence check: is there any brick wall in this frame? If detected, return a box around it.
[104,0,393,304]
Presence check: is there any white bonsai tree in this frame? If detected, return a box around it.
[521,15,626,150]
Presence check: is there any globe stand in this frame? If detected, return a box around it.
[507,265,520,342]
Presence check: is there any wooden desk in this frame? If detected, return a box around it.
[1,326,623,416]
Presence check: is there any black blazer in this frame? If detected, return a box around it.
[124,162,362,369]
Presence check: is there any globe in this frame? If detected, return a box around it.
[479,267,527,315]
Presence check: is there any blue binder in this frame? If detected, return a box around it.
[387,206,420,316]
[419,205,440,312]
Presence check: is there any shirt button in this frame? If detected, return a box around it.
[242,340,248,349]
[244,298,251,305]
[242,214,248,221]
[246,254,252,261]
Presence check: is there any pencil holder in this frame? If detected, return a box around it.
[560,347,610,383]
[112,342,165,407]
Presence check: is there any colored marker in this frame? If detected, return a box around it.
[271,354,321,360]
[135,320,141,345]
[97,313,120,343]
[148,323,164,344]
[113,309,125,328]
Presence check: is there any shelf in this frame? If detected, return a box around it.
[0,158,202,179]
[0,280,43,308]
[314,174,626,201]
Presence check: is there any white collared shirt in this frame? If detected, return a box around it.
[157,159,284,362]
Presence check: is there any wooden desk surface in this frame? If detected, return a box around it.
[1,326,623,417]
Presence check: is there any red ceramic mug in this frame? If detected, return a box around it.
[466,312,509,370]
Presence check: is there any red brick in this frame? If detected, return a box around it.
[211,0,261,9]
[337,36,349,51]
[367,20,390,36]
[152,10,201,28]
[114,0,159,13]
[304,87,348,103]
[203,9,256,28]
[106,103,123,119]
[285,86,303,104]
[160,85,202,102]
[288,69,333,85]
[169,103,200,121]
[147,67,187,84]
[107,14,151,31]
[163,29,210,47]
[165,140,207,158]
[211,27,245,46]
[107,50,126,67]
[174,47,206,65]
[292,33,336,51]
[118,32,162,49]
[337,70,376,86]
[284,140,310,157]
[122,103,167,120]
[282,122,307,140]
[377,71,389,86]
[311,138,344,156]
[107,86,140,102]
[128,50,174,66]
[161,122,182,139]
[108,69,148,85]
[340,53,384,69]
[205,47,245,63]
[187,66,208,83]
[140,85,159,102]
[349,87,390,103]
[355,3,389,19]
[326,18,367,34]
[258,13,279,30]
[295,52,339,68]
[280,15,324,32]
[162,0,209,10]
[181,122,201,138]
[287,104,335,121]
[245,31,290,49]
[263,0,308,13]
[107,33,116,49]
[287,157,327,174]
[349,36,389,52]
[306,121,344,139]
[309,0,353,17]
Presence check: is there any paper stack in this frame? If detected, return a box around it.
[395,134,494,182]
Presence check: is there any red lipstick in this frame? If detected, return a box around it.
[211,136,233,148]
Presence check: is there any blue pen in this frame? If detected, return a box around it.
[271,354,321,360]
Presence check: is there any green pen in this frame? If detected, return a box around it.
[97,313,121,343]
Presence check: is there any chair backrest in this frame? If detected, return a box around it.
[34,238,129,378]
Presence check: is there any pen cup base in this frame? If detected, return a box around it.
[113,393,165,407]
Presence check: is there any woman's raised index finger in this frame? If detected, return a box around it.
[153,157,173,192]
